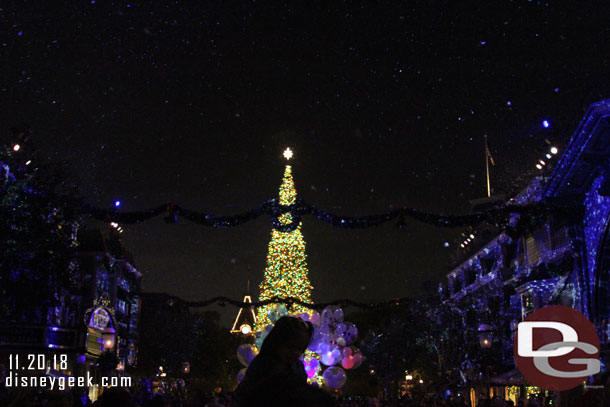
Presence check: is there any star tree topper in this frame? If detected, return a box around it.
[283,147,293,160]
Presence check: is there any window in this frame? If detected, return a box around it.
[521,292,535,319]
[117,299,127,314]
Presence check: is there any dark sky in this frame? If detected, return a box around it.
[2,2,610,323]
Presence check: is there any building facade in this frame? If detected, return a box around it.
[77,229,142,373]
[440,100,610,404]
[0,227,141,401]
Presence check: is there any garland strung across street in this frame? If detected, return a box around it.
[1,141,583,233]
[79,197,583,233]
[185,295,408,310]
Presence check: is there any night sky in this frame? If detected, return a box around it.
[2,2,610,324]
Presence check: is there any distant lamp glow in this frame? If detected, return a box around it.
[406,374,413,381]
[114,200,121,207]
[240,324,252,335]
[419,379,424,384]
[546,154,552,159]
[444,242,450,248]
[460,243,465,248]
[283,147,293,160]
[13,144,20,152]
[542,120,550,128]
[539,160,546,166]
[478,324,493,349]
[550,147,558,155]
[536,164,543,170]
[102,327,116,349]
[469,234,475,239]
[25,160,31,165]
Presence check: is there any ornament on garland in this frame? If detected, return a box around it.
[164,202,178,224]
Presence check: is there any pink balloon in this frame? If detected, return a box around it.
[341,356,355,370]
[302,356,321,379]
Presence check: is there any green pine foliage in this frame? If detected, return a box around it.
[0,140,82,323]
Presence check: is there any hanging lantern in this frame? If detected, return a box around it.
[102,327,116,349]
[478,324,493,349]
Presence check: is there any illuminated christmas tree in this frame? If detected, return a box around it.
[256,148,313,329]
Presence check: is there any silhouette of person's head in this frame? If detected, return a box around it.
[260,316,314,364]
[99,387,133,407]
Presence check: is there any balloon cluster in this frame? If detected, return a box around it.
[236,304,363,390]
[305,305,363,389]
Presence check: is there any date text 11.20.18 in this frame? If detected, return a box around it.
[9,354,68,371]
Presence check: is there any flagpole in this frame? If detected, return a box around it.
[485,134,491,198]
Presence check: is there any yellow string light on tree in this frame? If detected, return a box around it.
[256,148,314,329]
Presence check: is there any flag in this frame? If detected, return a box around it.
[487,147,495,166]
[485,136,496,166]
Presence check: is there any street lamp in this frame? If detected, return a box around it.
[478,324,494,401]
[102,327,116,349]
[478,324,493,349]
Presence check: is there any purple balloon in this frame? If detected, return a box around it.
[323,366,347,389]
[319,343,341,366]
[308,328,325,353]
[236,344,258,367]
[342,322,358,345]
